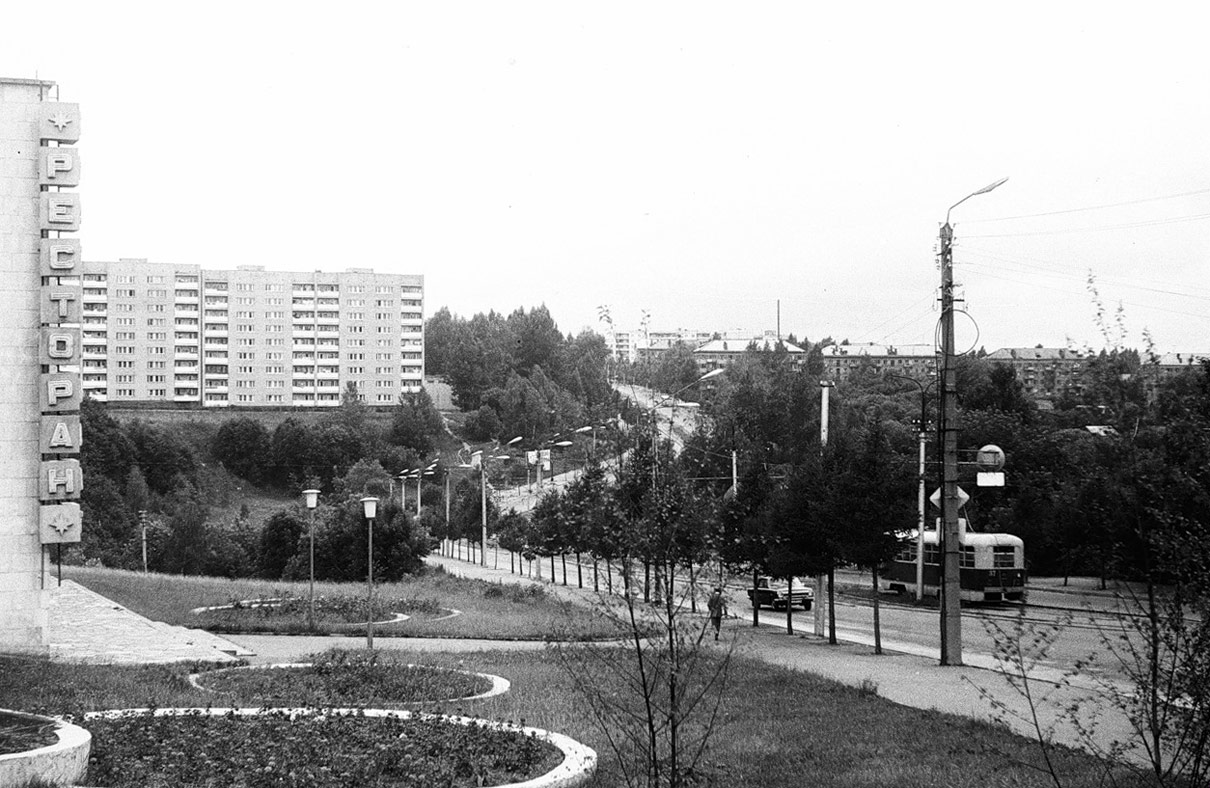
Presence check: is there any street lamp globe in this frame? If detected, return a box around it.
[303,489,319,509]
[361,496,378,519]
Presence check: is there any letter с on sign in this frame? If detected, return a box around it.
[40,239,81,276]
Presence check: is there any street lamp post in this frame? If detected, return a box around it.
[302,489,320,631]
[889,374,937,602]
[939,177,1008,666]
[815,380,835,638]
[360,496,378,649]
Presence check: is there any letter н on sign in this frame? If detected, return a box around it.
[40,239,81,276]
[40,416,81,456]
[41,459,83,501]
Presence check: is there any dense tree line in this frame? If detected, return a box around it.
[76,385,445,579]
[425,305,616,443]
[502,341,1210,596]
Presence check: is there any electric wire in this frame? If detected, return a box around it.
[960,246,1210,302]
[963,187,1210,223]
[963,211,1210,239]
[960,265,1210,322]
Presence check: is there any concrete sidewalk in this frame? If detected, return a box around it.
[424,552,1139,763]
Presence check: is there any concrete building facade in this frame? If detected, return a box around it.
[2,78,83,653]
[78,260,424,407]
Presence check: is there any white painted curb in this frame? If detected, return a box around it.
[84,708,596,788]
[187,662,511,702]
[0,709,90,788]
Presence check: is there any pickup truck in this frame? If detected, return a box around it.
[748,576,813,610]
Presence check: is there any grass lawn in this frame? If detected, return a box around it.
[1,635,1141,788]
[63,564,620,641]
[31,565,1150,787]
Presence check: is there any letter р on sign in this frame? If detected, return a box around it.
[41,374,81,412]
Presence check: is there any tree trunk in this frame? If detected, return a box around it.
[873,566,882,655]
[786,577,794,636]
[752,567,760,627]
[576,552,583,589]
[688,563,697,613]
[827,567,837,645]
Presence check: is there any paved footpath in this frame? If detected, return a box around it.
[38,556,1140,764]
[422,553,1140,764]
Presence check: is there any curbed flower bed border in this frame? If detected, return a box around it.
[0,709,91,788]
[187,662,511,703]
[82,708,596,788]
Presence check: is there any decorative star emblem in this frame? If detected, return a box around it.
[48,510,76,535]
[47,112,74,132]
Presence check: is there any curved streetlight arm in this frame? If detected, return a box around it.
[946,177,1008,224]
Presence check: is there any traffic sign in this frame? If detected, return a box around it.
[929,486,969,509]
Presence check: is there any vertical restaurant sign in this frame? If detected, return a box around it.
[38,102,83,544]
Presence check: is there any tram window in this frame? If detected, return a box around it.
[960,546,976,568]
[993,546,1016,568]
[924,545,940,565]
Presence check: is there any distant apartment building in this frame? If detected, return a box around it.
[695,333,807,374]
[78,259,423,407]
[821,343,937,383]
[983,347,1089,400]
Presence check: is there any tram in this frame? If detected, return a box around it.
[881,520,1026,602]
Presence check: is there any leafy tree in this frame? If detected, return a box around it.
[462,404,503,442]
[212,417,272,485]
[80,397,135,486]
[78,474,137,569]
[834,421,914,653]
[389,390,444,456]
[259,510,306,579]
[124,420,198,495]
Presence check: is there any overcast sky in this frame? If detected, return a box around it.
[5,2,1208,354]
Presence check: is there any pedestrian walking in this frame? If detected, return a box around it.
[707,586,726,640]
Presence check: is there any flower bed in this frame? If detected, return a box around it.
[83,708,596,788]
[0,709,90,788]
[190,652,509,705]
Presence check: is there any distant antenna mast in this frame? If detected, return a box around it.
[776,300,781,340]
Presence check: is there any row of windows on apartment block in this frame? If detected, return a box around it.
[86,377,412,387]
[83,272,420,293]
[82,351,422,367]
[81,305,424,321]
[83,338,420,352]
[94,391,413,404]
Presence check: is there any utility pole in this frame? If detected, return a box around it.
[938,218,962,666]
[814,381,833,638]
[937,176,1008,666]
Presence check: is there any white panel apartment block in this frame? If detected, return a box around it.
[79,262,424,407]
